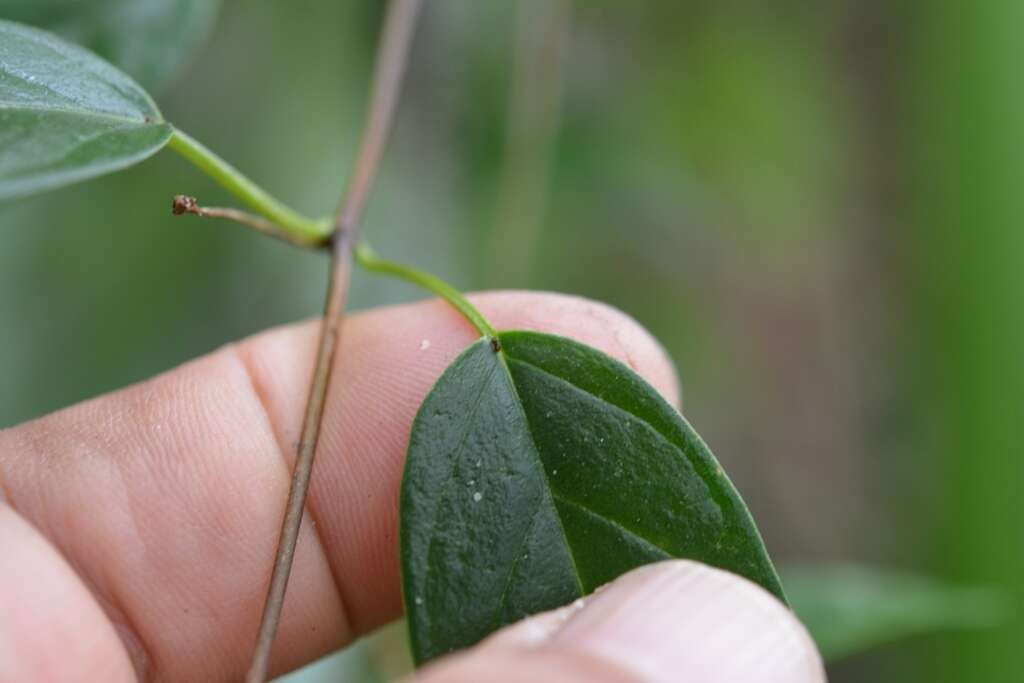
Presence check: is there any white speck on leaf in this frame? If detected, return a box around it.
[473,492,483,502]
[415,596,423,605]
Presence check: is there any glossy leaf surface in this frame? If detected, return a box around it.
[786,565,1005,662]
[0,0,219,89]
[401,330,783,664]
[0,20,172,200]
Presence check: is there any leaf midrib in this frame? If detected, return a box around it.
[492,351,719,607]
[487,346,705,620]
[489,350,586,622]
[506,351,785,601]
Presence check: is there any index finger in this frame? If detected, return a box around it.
[0,291,679,681]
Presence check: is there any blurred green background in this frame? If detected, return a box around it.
[1,1,1021,681]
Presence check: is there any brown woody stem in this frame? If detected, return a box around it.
[171,194,328,249]
[244,1,423,681]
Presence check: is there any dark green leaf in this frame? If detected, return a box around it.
[401,330,784,665]
[786,565,1007,662]
[0,20,172,201]
[0,0,219,89]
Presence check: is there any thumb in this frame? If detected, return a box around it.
[415,560,825,683]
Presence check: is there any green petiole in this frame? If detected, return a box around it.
[167,129,490,338]
[168,128,331,245]
[354,243,497,339]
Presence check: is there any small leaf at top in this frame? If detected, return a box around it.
[401,330,784,665]
[0,19,172,201]
[786,565,1007,662]
[0,0,220,89]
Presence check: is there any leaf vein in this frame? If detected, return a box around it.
[487,499,545,630]
[551,492,673,560]
[507,355,687,455]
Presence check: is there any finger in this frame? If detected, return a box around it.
[417,560,825,683]
[0,503,135,682]
[0,291,679,681]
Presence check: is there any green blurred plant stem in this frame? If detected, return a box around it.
[167,127,331,245]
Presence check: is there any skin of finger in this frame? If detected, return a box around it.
[0,504,136,683]
[546,561,824,683]
[418,561,824,683]
[0,291,679,682]
[414,649,640,683]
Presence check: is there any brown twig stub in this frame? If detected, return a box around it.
[244,1,423,681]
[171,194,198,215]
[170,194,327,249]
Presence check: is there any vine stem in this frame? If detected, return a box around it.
[245,2,423,682]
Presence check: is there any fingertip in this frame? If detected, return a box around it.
[548,561,824,683]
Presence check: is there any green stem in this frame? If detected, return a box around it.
[354,243,497,338]
[168,128,330,244]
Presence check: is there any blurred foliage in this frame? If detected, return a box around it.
[0,0,1020,681]
[908,1,1024,681]
[0,0,220,89]
[786,566,1006,663]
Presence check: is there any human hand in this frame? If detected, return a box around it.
[0,292,824,682]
